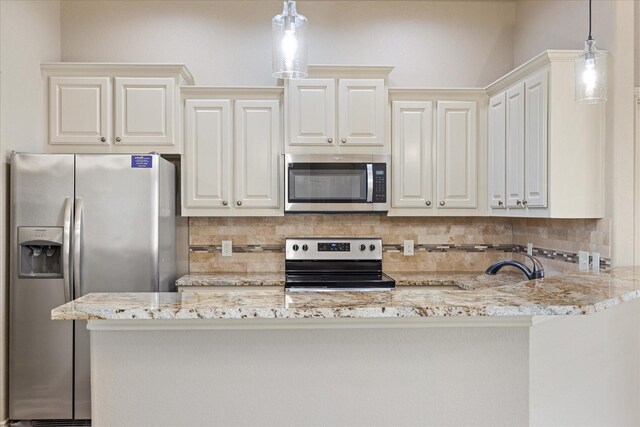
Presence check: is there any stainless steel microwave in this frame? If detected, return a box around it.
[285,154,390,213]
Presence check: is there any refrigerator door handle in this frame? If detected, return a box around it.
[62,196,72,303]
[73,197,84,298]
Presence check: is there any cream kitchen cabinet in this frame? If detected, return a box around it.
[181,88,283,217]
[389,90,487,216]
[42,63,193,154]
[486,51,604,218]
[285,66,392,154]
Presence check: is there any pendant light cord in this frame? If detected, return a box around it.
[588,0,593,40]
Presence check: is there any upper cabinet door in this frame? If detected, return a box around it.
[392,101,433,208]
[183,99,232,211]
[288,79,336,145]
[49,77,110,146]
[338,79,385,146]
[488,92,506,209]
[114,77,175,146]
[234,100,281,209]
[505,82,525,208]
[524,70,548,208]
[436,101,477,209]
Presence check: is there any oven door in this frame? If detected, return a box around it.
[285,154,388,213]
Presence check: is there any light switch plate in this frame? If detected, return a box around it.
[591,251,600,271]
[404,240,414,256]
[222,240,232,257]
[578,251,589,271]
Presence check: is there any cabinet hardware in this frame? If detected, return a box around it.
[236,201,242,206]
[222,201,228,206]
[439,201,445,206]
[516,199,522,206]
[522,200,528,206]
[115,137,121,142]
[341,138,347,144]
[100,137,106,142]
[498,201,503,206]
[327,138,333,143]
[426,201,431,206]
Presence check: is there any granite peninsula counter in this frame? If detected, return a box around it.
[53,268,640,320]
[52,268,640,426]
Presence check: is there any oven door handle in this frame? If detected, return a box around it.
[366,163,373,203]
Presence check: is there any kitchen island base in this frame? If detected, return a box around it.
[87,301,639,426]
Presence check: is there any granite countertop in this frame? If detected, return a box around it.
[52,267,640,320]
[174,271,521,288]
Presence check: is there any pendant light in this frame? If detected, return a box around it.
[272,1,308,79]
[575,0,607,103]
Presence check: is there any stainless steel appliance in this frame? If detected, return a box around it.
[284,237,395,291]
[9,153,176,421]
[285,154,390,213]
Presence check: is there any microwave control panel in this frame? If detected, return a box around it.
[372,164,387,203]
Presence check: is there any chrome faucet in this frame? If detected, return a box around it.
[485,252,545,280]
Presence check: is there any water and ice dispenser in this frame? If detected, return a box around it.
[18,227,63,278]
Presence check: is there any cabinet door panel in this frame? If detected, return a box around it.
[392,101,433,208]
[49,77,110,145]
[183,99,231,210]
[436,101,477,209]
[524,71,548,208]
[235,100,281,209]
[288,79,335,145]
[488,93,506,209]
[114,77,175,146]
[505,83,525,208]
[338,79,385,145]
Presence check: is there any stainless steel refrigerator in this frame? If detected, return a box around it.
[9,153,176,421]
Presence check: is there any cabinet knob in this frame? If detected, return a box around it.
[498,200,503,206]
[115,137,121,142]
[439,201,445,206]
[341,138,347,144]
[222,201,228,206]
[516,199,522,206]
[523,200,528,206]
[327,138,333,143]
[100,137,106,142]
[426,201,431,206]
[236,201,242,206]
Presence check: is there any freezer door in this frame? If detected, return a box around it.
[9,153,75,420]
[73,153,162,418]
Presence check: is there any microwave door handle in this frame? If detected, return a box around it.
[366,164,373,203]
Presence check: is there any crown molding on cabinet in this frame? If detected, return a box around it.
[306,65,394,80]
[484,50,600,96]
[41,62,195,85]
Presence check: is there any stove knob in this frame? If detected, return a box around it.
[292,244,299,252]
[369,244,376,251]
[302,244,309,251]
[360,244,366,251]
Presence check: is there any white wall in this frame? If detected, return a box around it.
[515,0,636,266]
[60,0,515,87]
[0,0,61,422]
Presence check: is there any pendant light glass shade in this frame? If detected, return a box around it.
[272,1,308,79]
[575,39,607,103]
[575,0,606,104]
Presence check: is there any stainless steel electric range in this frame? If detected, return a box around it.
[284,237,395,291]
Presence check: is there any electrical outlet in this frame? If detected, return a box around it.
[222,240,233,257]
[591,251,600,272]
[527,243,533,256]
[578,251,589,271]
[404,240,414,256]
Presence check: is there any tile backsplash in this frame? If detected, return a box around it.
[189,216,611,274]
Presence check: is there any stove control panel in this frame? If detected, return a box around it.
[286,238,382,261]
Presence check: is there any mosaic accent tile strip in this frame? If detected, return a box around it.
[189,243,611,270]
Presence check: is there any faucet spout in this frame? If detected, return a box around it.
[485,253,545,280]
